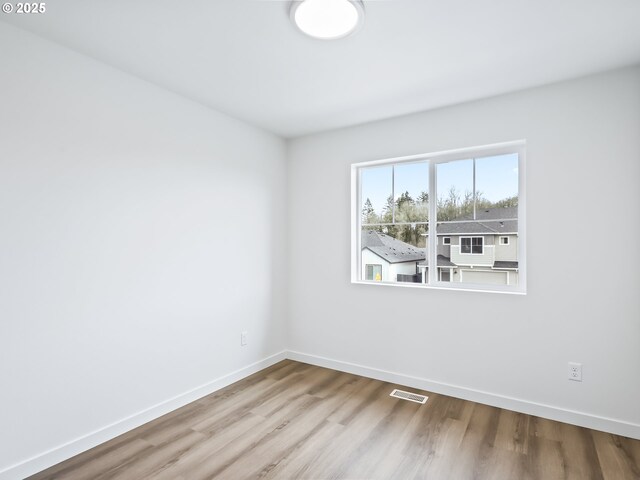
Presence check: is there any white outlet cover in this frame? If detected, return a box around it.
[568,362,582,382]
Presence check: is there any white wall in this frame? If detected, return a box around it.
[0,23,287,476]
[287,67,640,436]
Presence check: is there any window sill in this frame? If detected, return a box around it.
[351,280,526,295]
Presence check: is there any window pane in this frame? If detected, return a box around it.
[473,153,518,285]
[475,153,519,211]
[471,237,483,254]
[436,154,519,287]
[361,225,428,284]
[436,159,473,221]
[361,165,391,225]
[394,162,429,223]
[461,238,471,254]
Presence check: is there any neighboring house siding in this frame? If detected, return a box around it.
[494,234,518,262]
[437,240,451,258]
[450,235,495,266]
[362,248,418,282]
[390,262,418,280]
[362,248,389,281]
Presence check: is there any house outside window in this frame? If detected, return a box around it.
[352,141,526,294]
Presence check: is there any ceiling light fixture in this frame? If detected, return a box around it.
[290,0,365,40]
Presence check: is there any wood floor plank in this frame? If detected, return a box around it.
[444,403,502,479]
[287,382,407,479]
[530,415,563,441]
[179,393,324,480]
[96,430,207,480]
[527,436,566,480]
[190,367,309,435]
[259,421,347,480]
[28,439,154,480]
[140,412,267,480]
[558,422,605,480]
[592,430,640,480]
[494,409,530,455]
[28,360,640,480]
[330,393,422,479]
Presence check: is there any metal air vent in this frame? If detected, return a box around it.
[390,389,428,404]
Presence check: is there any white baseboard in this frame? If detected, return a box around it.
[287,350,640,440]
[0,351,287,480]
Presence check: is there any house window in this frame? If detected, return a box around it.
[365,264,382,282]
[460,236,483,254]
[353,141,525,293]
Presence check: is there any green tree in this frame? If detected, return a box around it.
[380,195,398,239]
[395,191,422,245]
[417,191,429,217]
[361,198,378,224]
[395,191,414,223]
[492,195,518,208]
[436,186,517,220]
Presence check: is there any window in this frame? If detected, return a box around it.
[460,236,483,254]
[352,141,525,293]
[365,264,382,281]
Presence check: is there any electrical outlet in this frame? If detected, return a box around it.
[240,331,247,346]
[568,362,582,382]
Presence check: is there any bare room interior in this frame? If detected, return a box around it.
[1,1,639,479]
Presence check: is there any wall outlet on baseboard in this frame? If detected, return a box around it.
[241,331,248,346]
[568,362,582,382]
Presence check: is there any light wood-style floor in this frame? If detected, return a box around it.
[30,360,640,479]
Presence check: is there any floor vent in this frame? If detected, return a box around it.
[389,389,428,404]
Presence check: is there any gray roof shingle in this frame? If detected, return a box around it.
[418,255,457,267]
[437,207,517,235]
[361,230,425,264]
[459,206,517,221]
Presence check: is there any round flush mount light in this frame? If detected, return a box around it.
[290,0,365,40]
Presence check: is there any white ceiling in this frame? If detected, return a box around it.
[4,0,640,138]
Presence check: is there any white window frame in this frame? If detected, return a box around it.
[499,236,510,245]
[351,140,526,295]
[442,237,451,245]
[460,236,484,255]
